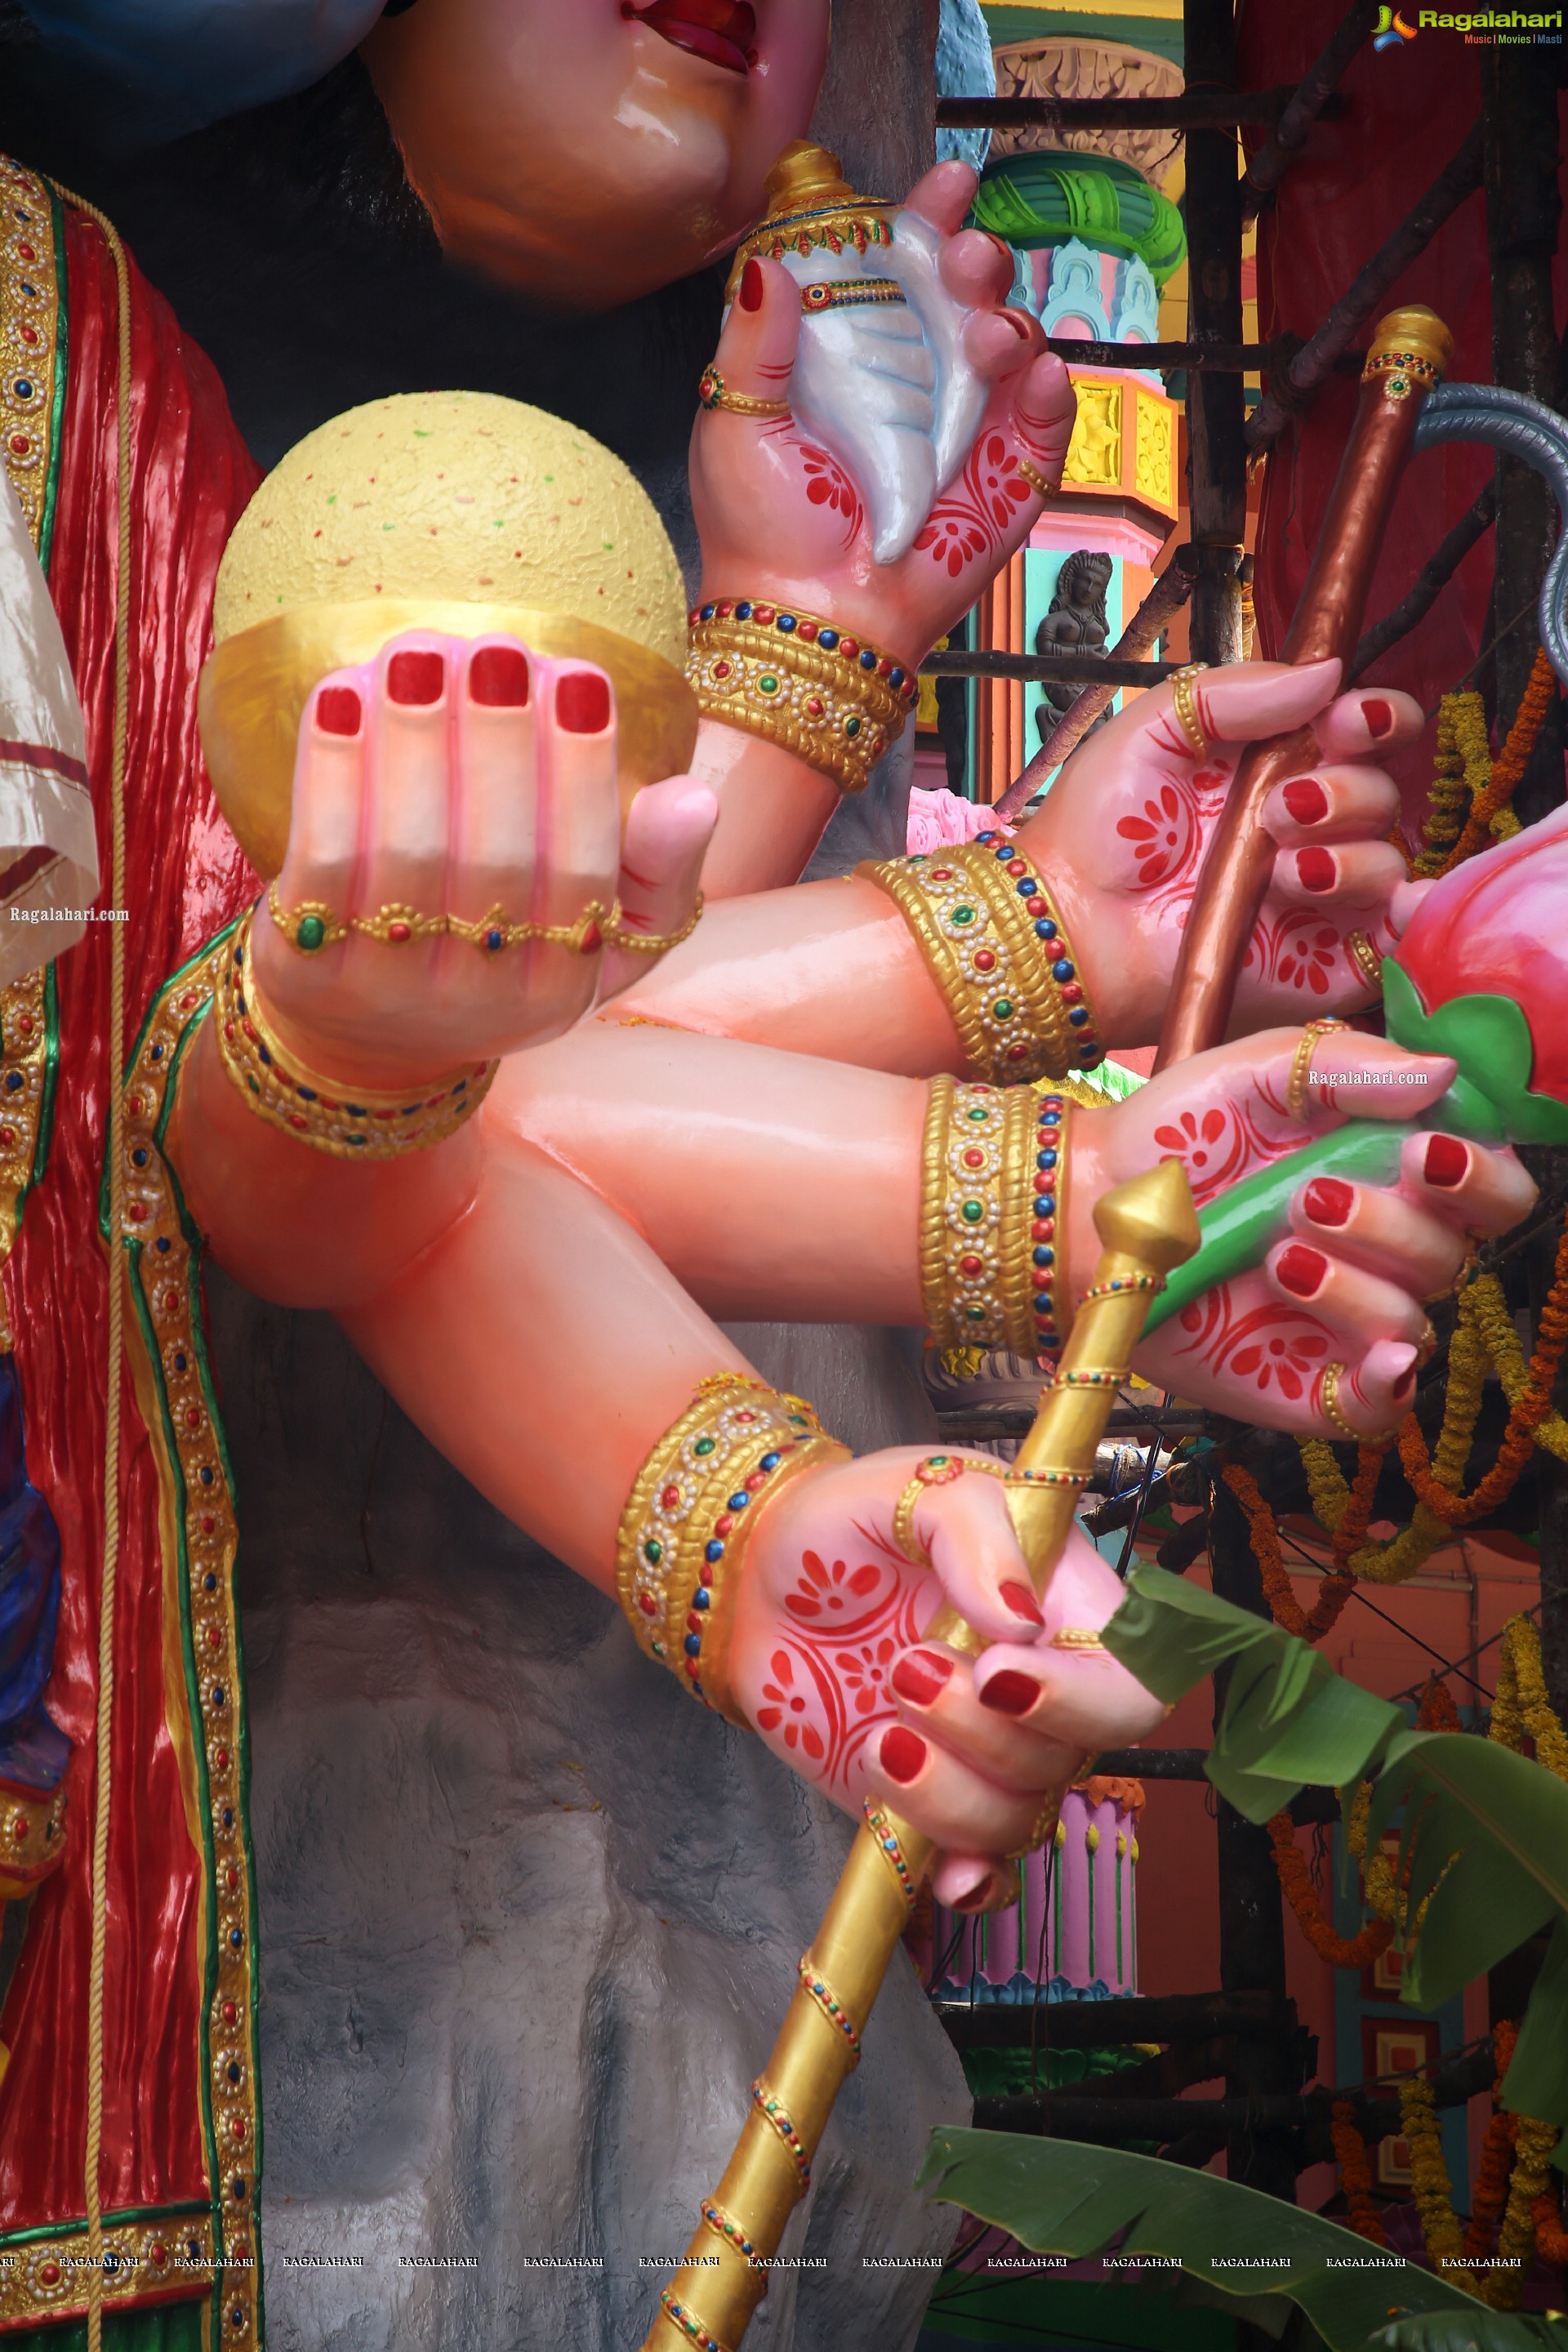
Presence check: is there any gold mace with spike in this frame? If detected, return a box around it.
[641,1158,1201,2352]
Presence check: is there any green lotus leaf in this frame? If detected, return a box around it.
[1383,959,1568,1144]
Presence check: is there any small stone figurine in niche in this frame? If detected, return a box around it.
[1036,547,1114,742]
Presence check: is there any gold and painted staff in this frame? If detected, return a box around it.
[640,1157,1200,2352]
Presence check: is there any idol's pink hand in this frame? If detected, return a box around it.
[688,198,1076,667]
[728,1449,1163,1900]
[1068,1028,1537,1437]
[248,630,715,1092]
[1018,660,1423,1045]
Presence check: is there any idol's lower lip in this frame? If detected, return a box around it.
[624,2,755,77]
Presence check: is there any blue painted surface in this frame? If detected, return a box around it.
[16,0,385,141]
[0,1353,68,1797]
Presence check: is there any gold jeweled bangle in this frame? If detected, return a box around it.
[213,908,496,1160]
[687,598,919,795]
[860,836,1105,1081]
[919,1080,1072,1356]
[614,1374,849,1722]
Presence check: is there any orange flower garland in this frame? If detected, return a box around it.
[1400,1223,1568,1528]
[1219,1446,1383,1644]
[1532,2186,1568,2270]
[1268,1811,1394,1968]
[1437,645,1557,875]
[1331,2100,1388,2245]
[1464,2024,1521,2266]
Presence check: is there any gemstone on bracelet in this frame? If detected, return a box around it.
[757,673,780,695]
[992,998,1013,1018]
[684,1633,702,1657]
[1015,878,1039,898]
[951,904,975,925]
[1033,1246,1054,1267]
[760,1451,782,1472]
[693,1435,715,1454]
[1035,1194,1056,1216]
[890,668,906,689]
[859,648,876,670]
[693,1588,710,1610]
[1052,960,1076,982]
[296,915,325,951]
[960,1198,984,1223]
[976,831,997,844]
[1068,1007,1089,1025]
[754,604,776,625]
[735,601,753,620]
[705,1540,724,1562]
[844,715,862,737]
[777,613,797,631]
[728,1491,751,1511]
[643,1539,662,1565]
[818,628,840,649]
[1035,918,1058,940]
[699,604,717,623]
[1038,1148,1058,1169]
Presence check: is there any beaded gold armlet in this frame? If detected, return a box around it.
[615,1374,849,1722]
[920,1080,1071,1356]
[859,832,1104,1084]
[213,909,496,1159]
[686,597,919,795]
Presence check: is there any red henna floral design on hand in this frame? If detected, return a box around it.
[915,430,1032,577]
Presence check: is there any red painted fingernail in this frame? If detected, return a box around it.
[1276,1243,1328,1298]
[955,1875,998,1913]
[315,685,362,737]
[1362,697,1393,739]
[1000,1580,1045,1626]
[557,672,612,733]
[469,645,530,707]
[1424,1134,1468,1188]
[1282,777,1329,826]
[1303,1177,1354,1227]
[739,256,764,312]
[880,1726,928,1785]
[1296,847,1336,893]
[386,649,444,706]
[979,1670,1042,1717]
[891,1653,952,1708]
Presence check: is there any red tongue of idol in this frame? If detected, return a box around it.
[624,0,759,73]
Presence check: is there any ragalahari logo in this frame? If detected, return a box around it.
[1373,4,1419,43]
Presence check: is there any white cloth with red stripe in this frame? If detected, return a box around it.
[0,474,97,984]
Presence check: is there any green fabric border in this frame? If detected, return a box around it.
[2,2299,207,2352]
[105,920,262,2352]
[0,2204,209,2254]
[37,180,68,583]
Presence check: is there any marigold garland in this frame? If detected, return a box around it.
[1268,1811,1394,1967]
[1400,2073,1474,2287]
[1470,1273,1568,1464]
[1490,1615,1568,1782]
[1415,649,1557,878]
[1332,2100,1388,2244]
[1220,1445,1382,1644]
[1533,2184,1568,2270]
[1401,1227,1568,1527]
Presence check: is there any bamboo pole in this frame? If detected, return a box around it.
[639,1160,1200,2352]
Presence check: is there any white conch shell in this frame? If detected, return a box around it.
[0,474,97,983]
[769,210,991,566]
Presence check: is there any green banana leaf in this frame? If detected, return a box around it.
[1100,1567,1568,2127]
[1369,2319,1568,2352]
[915,2131,1477,2352]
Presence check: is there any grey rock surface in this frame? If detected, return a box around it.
[209,1274,966,2352]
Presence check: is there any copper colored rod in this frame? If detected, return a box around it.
[1154,354,1444,1071]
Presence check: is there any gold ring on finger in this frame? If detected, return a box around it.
[698,365,791,420]
[1286,1017,1347,1127]
[267,884,350,955]
[1169,664,1211,761]
[1017,456,1055,502]
[1347,928,1384,995]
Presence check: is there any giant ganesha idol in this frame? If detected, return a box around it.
[0,159,1530,2352]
